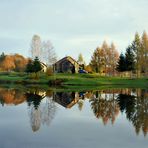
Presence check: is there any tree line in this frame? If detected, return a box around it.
[78,31,148,77]
[0,31,148,77]
[89,41,119,75]
[116,31,148,77]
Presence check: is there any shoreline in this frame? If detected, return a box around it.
[0,73,147,89]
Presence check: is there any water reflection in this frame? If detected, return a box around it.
[53,92,79,108]
[26,89,57,132]
[0,87,148,136]
[117,89,148,136]
[90,91,120,125]
[0,88,26,105]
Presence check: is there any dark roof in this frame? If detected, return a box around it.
[54,56,79,65]
[53,92,79,108]
[40,62,47,67]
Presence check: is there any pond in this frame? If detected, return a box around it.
[0,87,148,148]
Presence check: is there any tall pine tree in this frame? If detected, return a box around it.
[125,46,135,71]
[116,53,126,73]
[33,57,42,74]
[26,57,42,79]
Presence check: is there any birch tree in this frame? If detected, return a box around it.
[41,40,57,66]
[30,35,42,60]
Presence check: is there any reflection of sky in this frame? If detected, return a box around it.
[1,0,148,63]
[0,99,148,148]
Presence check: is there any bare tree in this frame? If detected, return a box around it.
[41,40,57,66]
[30,35,57,66]
[30,35,42,60]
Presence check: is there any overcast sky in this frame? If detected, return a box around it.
[0,0,148,63]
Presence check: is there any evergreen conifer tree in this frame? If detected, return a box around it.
[125,46,135,72]
[33,57,42,73]
[26,60,33,73]
[116,53,126,72]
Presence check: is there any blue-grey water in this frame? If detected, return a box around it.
[0,87,148,148]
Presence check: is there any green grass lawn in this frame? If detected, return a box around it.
[0,72,147,88]
[49,73,148,87]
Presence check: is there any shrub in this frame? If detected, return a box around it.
[46,67,53,76]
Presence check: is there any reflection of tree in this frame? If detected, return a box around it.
[26,91,43,132]
[26,92,43,109]
[0,88,26,106]
[29,107,41,132]
[133,89,148,136]
[41,97,56,126]
[90,91,119,125]
[117,89,148,136]
[77,99,84,111]
[26,90,56,132]
[117,94,136,120]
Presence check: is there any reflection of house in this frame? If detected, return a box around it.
[53,92,79,108]
[53,56,79,73]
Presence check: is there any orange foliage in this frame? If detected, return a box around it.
[84,65,92,73]
[0,54,29,72]
[0,88,26,105]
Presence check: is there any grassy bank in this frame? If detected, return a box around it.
[0,72,147,88]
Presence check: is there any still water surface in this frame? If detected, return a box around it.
[0,87,148,148]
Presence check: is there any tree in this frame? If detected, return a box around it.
[90,48,99,73]
[0,52,5,61]
[131,32,142,77]
[33,57,42,77]
[77,53,85,69]
[101,41,109,74]
[30,35,57,66]
[116,53,126,73]
[84,65,92,73]
[90,47,106,73]
[125,46,135,76]
[30,35,42,60]
[13,54,29,72]
[141,31,148,75]
[90,41,119,75]
[0,54,28,72]
[25,60,33,73]
[0,55,15,71]
[109,43,119,75]
[41,40,57,66]
[77,53,84,64]
[26,57,42,78]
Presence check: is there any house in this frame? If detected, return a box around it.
[53,56,79,73]
[40,62,47,72]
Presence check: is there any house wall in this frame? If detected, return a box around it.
[41,63,47,72]
[54,58,79,73]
